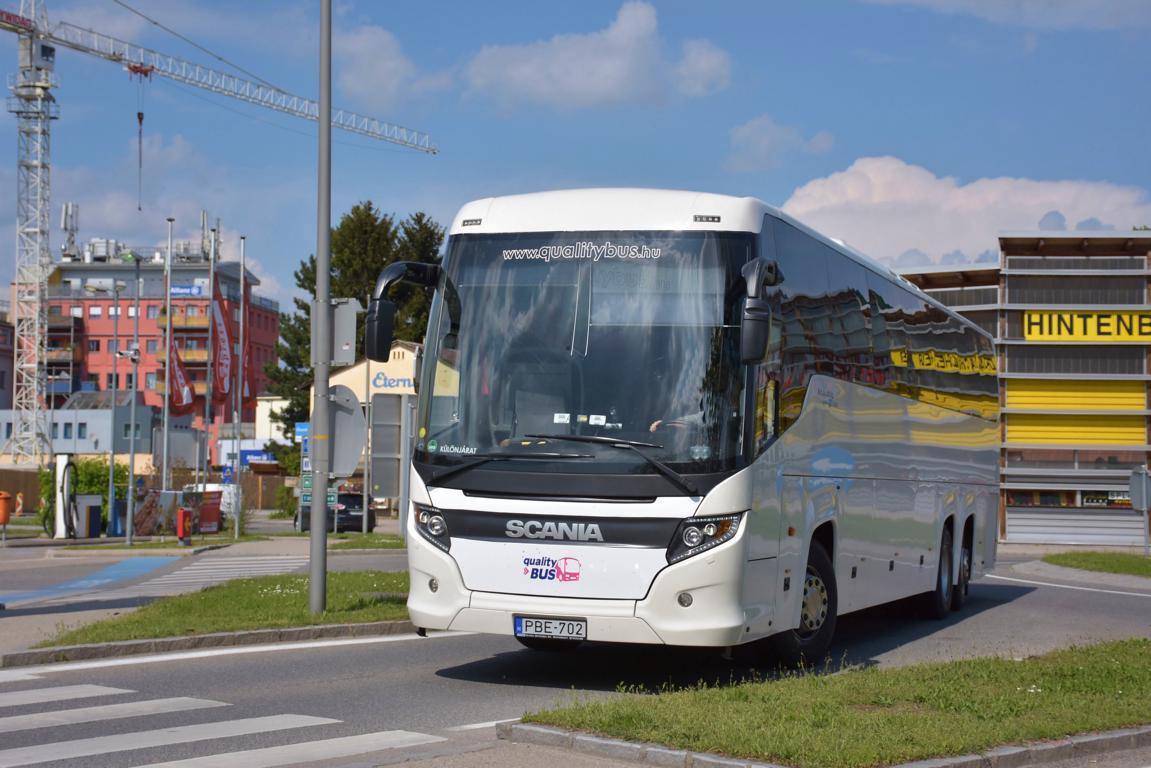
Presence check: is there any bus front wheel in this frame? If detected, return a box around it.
[769,541,838,666]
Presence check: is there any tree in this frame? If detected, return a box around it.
[263,202,444,437]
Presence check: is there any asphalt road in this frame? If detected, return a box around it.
[1,560,1149,768]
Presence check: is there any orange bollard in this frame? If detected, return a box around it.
[176,506,191,545]
[0,492,10,526]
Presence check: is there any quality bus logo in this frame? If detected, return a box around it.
[522,556,582,582]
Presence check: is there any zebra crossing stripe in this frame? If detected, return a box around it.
[0,685,132,709]
[0,714,337,767]
[136,730,447,768]
[0,697,229,733]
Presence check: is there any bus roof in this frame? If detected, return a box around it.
[448,188,986,339]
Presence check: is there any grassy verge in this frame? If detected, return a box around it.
[1043,551,1151,578]
[66,534,271,550]
[527,640,1151,768]
[38,570,409,647]
[330,533,404,550]
[268,509,295,520]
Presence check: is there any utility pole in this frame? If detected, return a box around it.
[200,229,216,501]
[234,236,246,540]
[309,0,332,614]
[106,281,119,532]
[161,216,173,493]
[126,256,140,545]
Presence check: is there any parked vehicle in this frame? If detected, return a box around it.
[295,493,376,533]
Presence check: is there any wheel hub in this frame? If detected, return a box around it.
[799,570,829,636]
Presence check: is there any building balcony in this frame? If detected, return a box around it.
[156,380,209,395]
[44,347,75,362]
[159,312,210,329]
[183,348,209,363]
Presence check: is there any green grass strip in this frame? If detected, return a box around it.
[1043,551,1151,578]
[330,533,404,550]
[64,535,271,550]
[39,570,409,648]
[527,640,1151,768]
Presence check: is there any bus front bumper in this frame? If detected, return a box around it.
[406,526,750,648]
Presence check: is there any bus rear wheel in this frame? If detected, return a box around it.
[515,637,583,652]
[768,541,837,667]
[922,526,954,619]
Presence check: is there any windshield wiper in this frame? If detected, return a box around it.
[526,434,700,496]
[429,450,591,485]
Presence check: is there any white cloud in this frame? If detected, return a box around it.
[464,1,731,109]
[862,0,1151,30]
[334,25,449,112]
[781,156,1151,267]
[726,115,833,172]
[674,40,731,97]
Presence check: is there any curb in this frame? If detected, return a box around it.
[47,544,228,558]
[497,722,1151,768]
[0,620,416,668]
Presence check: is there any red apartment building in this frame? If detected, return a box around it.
[44,241,279,465]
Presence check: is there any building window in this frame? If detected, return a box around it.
[48,304,62,316]
[87,374,99,387]
[4,423,10,439]
[146,372,157,389]
[0,371,6,391]
[106,373,117,389]
[51,423,58,439]
[187,305,199,318]
[88,306,102,318]
[108,340,118,354]
[109,304,121,317]
[70,306,82,318]
[78,422,87,439]
[125,373,135,388]
[147,305,159,319]
[88,340,100,353]
[63,423,72,439]
[127,305,137,318]
[123,423,141,439]
[146,339,158,353]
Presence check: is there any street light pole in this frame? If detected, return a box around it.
[162,217,174,493]
[107,281,120,536]
[234,236,246,541]
[126,258,141,546]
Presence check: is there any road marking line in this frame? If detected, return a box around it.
[446,718,519,731]
[136,729,447,767]
[0,685,132,709]
[18,631,476,674]
[0,714,337,767]
[0,697,229,733]
[987,574,1151,598]
[0,673,41,684]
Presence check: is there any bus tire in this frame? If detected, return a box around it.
[951,534,972,612]
[515,637,583,652]
[769,541,837,667]
[922,526,954,619]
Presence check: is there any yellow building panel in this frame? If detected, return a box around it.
[1005,380,1146,411]
[1006,414,1146,445]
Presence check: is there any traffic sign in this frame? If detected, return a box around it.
[327,492,337,505]
[301,492,312,504]
[295,422,310,439]
[302,475,312,489]
[329,384,367,478]
[302,457,311,473]
[301,436,310,455]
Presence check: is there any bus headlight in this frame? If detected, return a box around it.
[413,502,451,552]
[666,513,743,564]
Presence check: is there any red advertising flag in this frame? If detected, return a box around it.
[168,336,196,415]
[211,274,233,403]
[242,336,257,408]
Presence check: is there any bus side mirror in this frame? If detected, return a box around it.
[740,258,782,363]
[365,261,440,362]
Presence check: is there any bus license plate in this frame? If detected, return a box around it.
[514,616,586,640]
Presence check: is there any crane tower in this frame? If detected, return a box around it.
[2,0,436,463]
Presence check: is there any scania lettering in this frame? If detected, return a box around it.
[505,520,604,541]
[365,189,998,662]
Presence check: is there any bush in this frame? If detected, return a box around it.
[271,485,298,520]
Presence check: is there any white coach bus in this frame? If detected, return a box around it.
[365,189,999,663]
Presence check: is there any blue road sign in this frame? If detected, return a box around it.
[295,422,310,439]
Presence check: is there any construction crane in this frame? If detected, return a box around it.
[2,0,437,464]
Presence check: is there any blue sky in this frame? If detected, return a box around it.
[2,0,1149,305]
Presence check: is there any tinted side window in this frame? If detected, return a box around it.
[770,219,830,428]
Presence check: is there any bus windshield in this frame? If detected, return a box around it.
[415,230,755,479]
